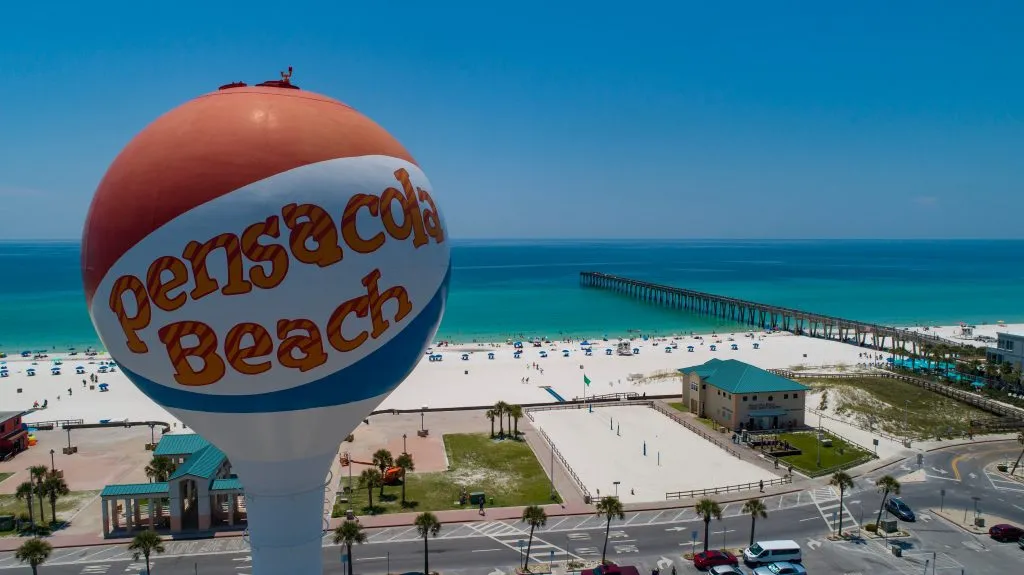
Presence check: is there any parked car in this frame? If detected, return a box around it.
[709,566,748,575]
[752,562,808,575]
[988,523,1024,542]
[1018,535,1024,550]
[694,550,739,569]
[885,497,916,522]
[581,563,641,575]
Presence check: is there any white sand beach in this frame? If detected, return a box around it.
[1,324,1015,426]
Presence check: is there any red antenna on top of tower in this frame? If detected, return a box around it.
[256,67,300,90]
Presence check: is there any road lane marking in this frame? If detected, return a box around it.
[799,516,820,522]
[471,549,502,553]
[924,474,960,482]
[950,454,964,481]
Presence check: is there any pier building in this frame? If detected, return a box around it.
[679,358,808,432]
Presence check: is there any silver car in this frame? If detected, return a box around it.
[752,562,807,575]
[709,566,748,575]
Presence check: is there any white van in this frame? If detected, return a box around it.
[743,540,802,565]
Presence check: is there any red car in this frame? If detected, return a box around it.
[693,550,739,570]
[989,523,1024,542]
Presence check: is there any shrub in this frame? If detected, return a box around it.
[865,523,877,533]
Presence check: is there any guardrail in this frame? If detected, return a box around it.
[27,419,84,428]
[666,475,791,500]
[535,427,591,502]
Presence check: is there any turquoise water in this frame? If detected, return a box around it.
[1,239,1022,350]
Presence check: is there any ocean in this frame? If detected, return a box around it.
[1,239,1022,350]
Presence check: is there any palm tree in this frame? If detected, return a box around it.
[128,529,165,575]
[1011,432,1024,475]
[144,456,177,483]
[16,481,35,528]
[395,452,415,506]
[414,511,442,575]
[485,409,497,438]
[333,520,367,575]
[742,498,767,546]
[595,496,625,564]
[29,465,49,523]
[15,537,52,575]
[43,471,70,527]
[696,498,723,552]
[520,505,547,570]
[372,449,394,497]
[508,404,524,438]
[874,475,901,528]
[359,468,383,512]
[830,471,854,537]
[494,401,509,437]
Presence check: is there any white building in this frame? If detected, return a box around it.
[987,332,1024,373]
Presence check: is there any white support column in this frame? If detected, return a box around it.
[101,499,110,537]
[148,499,155,529]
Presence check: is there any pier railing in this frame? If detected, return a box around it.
[27,419,83,429]
[580,271,969,350]
[665,475,791,500]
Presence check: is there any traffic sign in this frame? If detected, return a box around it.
[691,530,698,541]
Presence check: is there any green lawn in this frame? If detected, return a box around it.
[333,433,559,517]
[0,472,12,485]
[776,431,872,476]
[804,377,991,438]
[667,403,719,431]
[0,490,98,535]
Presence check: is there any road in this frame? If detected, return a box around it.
[1,441,1021,574]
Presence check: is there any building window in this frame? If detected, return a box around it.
[691,382,698,392]
[793,393,798,399]
[768,396,774,401]
[743,396,748,401]
[784,394,789,399]
[752,395,757,401]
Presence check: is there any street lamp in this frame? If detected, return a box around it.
[816,413,822,467]
[49,449,55,472]
[403,433,407,454]
[903,400,910,438]
[421,405,427,431]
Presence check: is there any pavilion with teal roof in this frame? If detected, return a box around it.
[100,433,246,537]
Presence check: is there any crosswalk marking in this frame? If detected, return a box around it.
[81,566,110,574]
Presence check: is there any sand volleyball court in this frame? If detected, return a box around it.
[530,404,779,503]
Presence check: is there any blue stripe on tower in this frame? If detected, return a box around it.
[121,265,450,413]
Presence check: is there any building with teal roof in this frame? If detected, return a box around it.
[678,359,809,432]
[99,433,245,537]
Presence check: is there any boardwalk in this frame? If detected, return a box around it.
[579,271,963,354]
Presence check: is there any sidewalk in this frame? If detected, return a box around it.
[930,508,1010,536]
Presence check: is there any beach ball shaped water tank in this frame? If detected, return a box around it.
[81,70,449,575]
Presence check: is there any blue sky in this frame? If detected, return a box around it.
[2,1,1021,239]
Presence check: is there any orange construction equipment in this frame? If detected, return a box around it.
[340,455,404,485]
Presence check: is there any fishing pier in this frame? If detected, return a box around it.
[579,271,960,353]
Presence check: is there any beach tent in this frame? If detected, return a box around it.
[632,348,639,355]
[487,352,495,360]
[98,383,109,392]
[687,346,694,352]
[539,351,548,358]
[98,366,109,373]
[584,349,593,356]
[753,343,760,350]
[0,371,8,378]
[75,365,85,374]
[709,345,717,351]
[562,350,570,357]
[460,353,469,361]
[665,347,672,353]
[51,367,61,375]
[26,368,36,376]
[513,342,523,349]
[21,351,31,357]
[580,340,591,346]
[605,348,613,355]
[730,343,738,350]
[513,351,522,358]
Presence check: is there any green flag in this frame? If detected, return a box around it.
[584,374,591,386]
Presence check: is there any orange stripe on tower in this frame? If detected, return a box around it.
[82,86,417,307]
